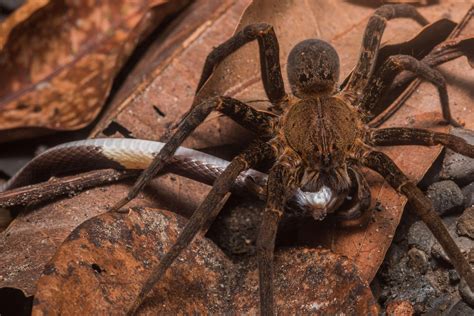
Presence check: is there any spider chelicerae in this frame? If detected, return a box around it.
[109,4,474,314]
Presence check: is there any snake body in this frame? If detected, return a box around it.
[1,138,333,219]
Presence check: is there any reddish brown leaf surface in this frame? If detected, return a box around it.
[32,208,377,314]
[0,0,189,142]
[0,183,162,296]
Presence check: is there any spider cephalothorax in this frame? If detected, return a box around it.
[109,4,474,315]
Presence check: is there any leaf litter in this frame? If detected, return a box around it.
[1,0,473,313]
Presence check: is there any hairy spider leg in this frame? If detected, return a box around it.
[369,8,474,128]
[363,150,474,291]
[196,23,287,107]
[128,142,274,314]
[167,23,286,134]
[344,4,428,95]
[257,149,302,316]
[369,32,474,127]
[368,128,474,157]
[359,55,461,126]
[110,96,275,212]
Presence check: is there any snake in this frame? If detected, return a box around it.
[0,138,335,220]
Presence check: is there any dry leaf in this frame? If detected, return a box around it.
[32,208,377,314]
[0,0,189,142]
[0,183,162,297]
[90,0,251,149]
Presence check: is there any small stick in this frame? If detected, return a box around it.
[0,169,139,208]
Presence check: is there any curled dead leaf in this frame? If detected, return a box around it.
[0,171,211,299]
[0,0,190,142]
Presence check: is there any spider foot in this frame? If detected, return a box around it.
[447,118,463,128]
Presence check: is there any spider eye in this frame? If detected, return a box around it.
[298,73,313,83]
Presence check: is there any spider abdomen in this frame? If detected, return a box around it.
[282,97,363,170]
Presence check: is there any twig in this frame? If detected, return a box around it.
[0,169,139,208]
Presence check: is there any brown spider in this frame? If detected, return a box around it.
[111,4,474,314]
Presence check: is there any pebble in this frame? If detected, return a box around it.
[469,249,474,264]
[407,221,434,254]
[459,279,474,307]
[431,236,472,267]
[449,269,460,284]
[440,128,474,186]
[427,294,455,315]
[456,207,474,239]
[208,197,263,256]
[426,180,464,215]
[422,215,472,266]
[385,300,414,316]
[431,243,451,264]
[462,183,474,208]
[407,247,428,274]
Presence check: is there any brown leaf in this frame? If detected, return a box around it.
[0,171,210,297]
[0,0,189,142]
[0,183,159,296]
[32,208,377,314]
